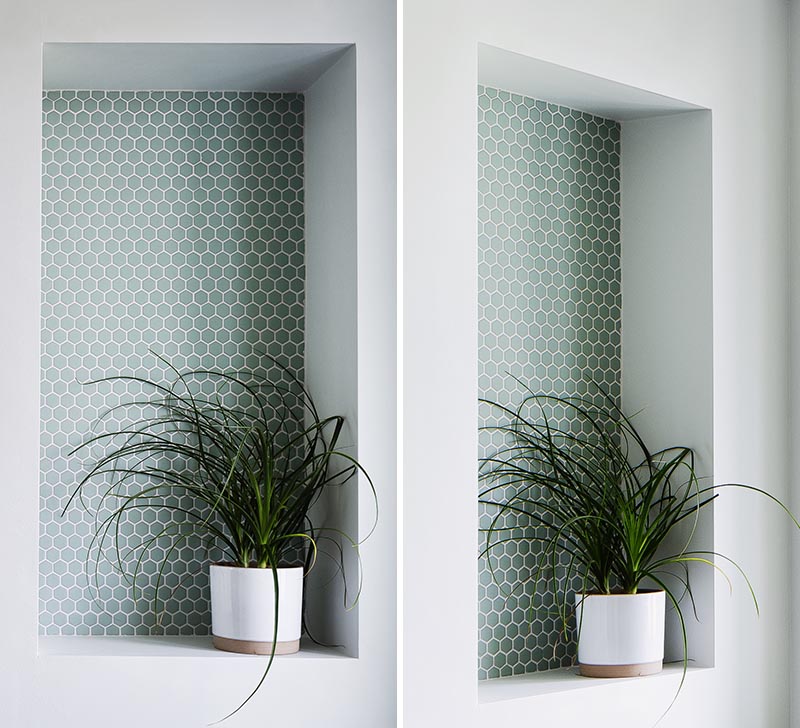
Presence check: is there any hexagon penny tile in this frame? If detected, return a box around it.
[40,91,305,635]
[477,85,621,678]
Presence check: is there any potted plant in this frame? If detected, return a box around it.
[64,356,374,719]
[479,382,796,687]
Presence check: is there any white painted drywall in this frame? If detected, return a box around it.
[404,1,791,726]
[43,43,350,92]
[478,43,703,121]
[790,3,800,726]
[0,1,396,726]
[621,110,714,667]
[304,46,360,656]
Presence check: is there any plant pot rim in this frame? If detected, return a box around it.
[577,588,664,597]
[211,562,305,571]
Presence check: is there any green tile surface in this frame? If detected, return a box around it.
[40,91,304,635]
[478,86,621,678]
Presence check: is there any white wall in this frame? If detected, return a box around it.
[305,47,360,655]
[0,1,395,726]
[404,1,791,726]
[791,2,800,725]
[621,111,714,667]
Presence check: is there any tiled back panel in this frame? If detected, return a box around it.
[477,86,621,678]
[40,91,305,635]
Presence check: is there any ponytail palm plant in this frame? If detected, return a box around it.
[479,381,797,691]
[64,356,374,720]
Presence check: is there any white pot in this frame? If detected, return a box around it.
[574,590,665,677]
[210,564,304,655]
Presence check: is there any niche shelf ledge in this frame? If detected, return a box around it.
[478,663,711,704]
[38,635,349,660]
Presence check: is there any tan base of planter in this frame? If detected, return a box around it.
[212,635,301,655]
[579,660,663,678]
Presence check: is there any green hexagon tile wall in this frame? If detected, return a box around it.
[40,91,305,635]
[477,86,621,678]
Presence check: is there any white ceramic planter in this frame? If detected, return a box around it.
[210,564,304,655]
[574,589,665,677]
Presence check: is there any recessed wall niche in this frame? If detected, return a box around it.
[477,45,714,682]
[39,43,359,653]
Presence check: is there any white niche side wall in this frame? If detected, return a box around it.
[304,46,360,656]
[621,109,714,667]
